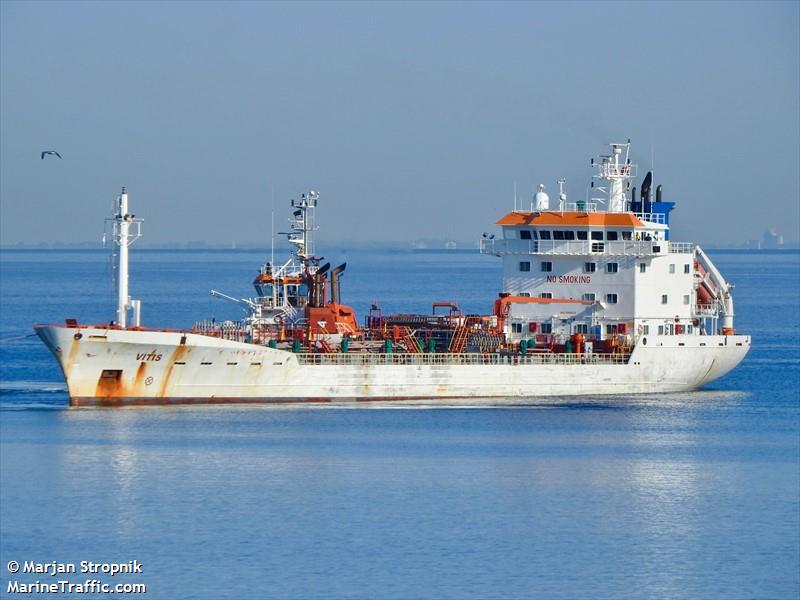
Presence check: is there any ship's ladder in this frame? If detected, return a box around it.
[276,304,299,325]
[317,339,334,353]
[400,326,422,353]
[448,317,481,353]
[448,324,470,353]
[335,321,358,335]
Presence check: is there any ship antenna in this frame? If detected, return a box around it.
[591,141,637,213]
[270,185,275,271]
[650,142,656,181]
[650,142,655,186]
[558,178,566,212]
[513,181,518,211]
[284,190,320,268]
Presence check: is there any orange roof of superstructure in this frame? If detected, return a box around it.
[496,211,643,227]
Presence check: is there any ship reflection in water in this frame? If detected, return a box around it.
[14,390,790,598]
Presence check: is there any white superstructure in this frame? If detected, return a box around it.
[480,141,737,345]
[35,142,750,407]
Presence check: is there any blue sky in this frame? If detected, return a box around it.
[1,1,798,246]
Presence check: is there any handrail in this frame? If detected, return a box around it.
[565,202,599,212]
[479,239,666,256]
[669,242,694,253]
[294,352,631,366]
[633,212,666,224]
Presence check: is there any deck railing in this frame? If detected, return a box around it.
[565,202,599,212]
[294,352,631,366]
[192,320,247,342]
[694,303,719,316]
[479,238,666,257]
[480,238,694,257]
[633,212,666,224]
[668,242,694,253]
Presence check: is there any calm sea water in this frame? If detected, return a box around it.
[1,248,798,599]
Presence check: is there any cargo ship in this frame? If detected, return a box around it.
[35,141,750,406]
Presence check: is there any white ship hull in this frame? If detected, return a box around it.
[36,325,751,407]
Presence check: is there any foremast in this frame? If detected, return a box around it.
[105,187,143,328]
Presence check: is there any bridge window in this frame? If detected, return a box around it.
[519,261,531,272]
[539,231,551,240]
[606,231,619,241]
[577,231,588,240]
[591,231,603,240]
[541,261,553,272]
[563,231,575,240]
[583,293,596,302]
[553,231,565,240]
[520,230,532,240]
[584,262,596,273]
[606,262,619,273]
[622,231,632,240]
[661,294,668,304]
[606,293,618,304]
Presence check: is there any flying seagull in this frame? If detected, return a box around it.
[41,151,62,160]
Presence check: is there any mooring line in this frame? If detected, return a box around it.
[0,334,38,344]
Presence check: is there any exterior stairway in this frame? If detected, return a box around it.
[448,325,470,353]
[400,326,422,353]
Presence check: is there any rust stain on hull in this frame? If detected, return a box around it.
[90,345,186,403]
[95,372,123,398]
[134,362,147,388]
[93,361,148,399]
[158,344,188,397]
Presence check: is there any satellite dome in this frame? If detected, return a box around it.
[534,184,549,211]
